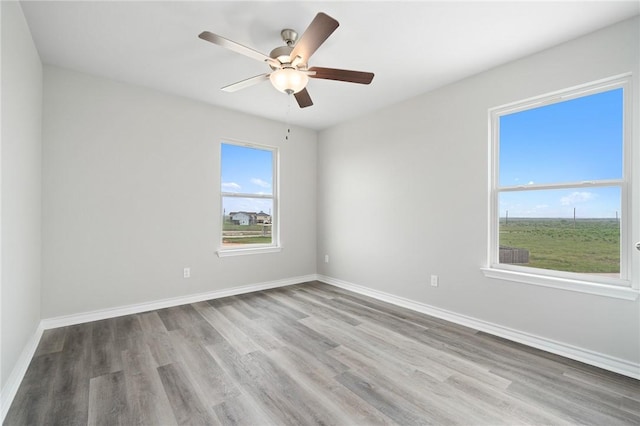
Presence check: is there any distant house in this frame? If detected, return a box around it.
[230,212,256,226]
[229,211,271,226]
[256,211,271,224]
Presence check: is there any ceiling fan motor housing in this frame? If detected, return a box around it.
[269,45,294,68]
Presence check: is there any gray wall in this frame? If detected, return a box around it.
[1,1,43,388]
[42,66,317,318]
[317,17,640,364]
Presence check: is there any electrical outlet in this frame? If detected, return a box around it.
[324,254,329,263]
[430,275,439,287]
[183,267,191,278]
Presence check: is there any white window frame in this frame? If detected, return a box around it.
[483,74,639,301]
[217,140,280,257]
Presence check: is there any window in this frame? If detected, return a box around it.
[219,141,278,256]
[486,75,636,297]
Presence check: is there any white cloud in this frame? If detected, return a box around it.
[251,178,271,188]
[221,182,241,192]
[560,191,595,206]
[527,181,534,185]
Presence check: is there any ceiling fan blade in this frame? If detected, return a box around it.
[199,31,275,65]
[289,13,339,64]
[294,88,313,108]
[308,67,374,84]
[221,74,270,92]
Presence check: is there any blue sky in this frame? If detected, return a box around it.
[221,143,273,215]
[499,88,622,218]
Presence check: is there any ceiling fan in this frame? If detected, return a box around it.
[198,12,374,108]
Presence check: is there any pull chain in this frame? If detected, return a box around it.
[285,93,292,141]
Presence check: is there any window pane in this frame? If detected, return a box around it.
[499,88,623,186]
[222,197,273,247]
[498,187,620,276]
[221,143,273,195]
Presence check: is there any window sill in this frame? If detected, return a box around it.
[481,267,639,301]
[217,246,281,258]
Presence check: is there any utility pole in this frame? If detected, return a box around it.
[505,210,508,225]
[573,207,576,228]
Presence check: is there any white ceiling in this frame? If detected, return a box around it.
[20,1,639,130]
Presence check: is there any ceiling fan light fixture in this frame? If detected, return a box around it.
[269,68,309,94]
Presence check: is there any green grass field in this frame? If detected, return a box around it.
[499,218,620,273]
[222,223,266,232]
[222,217,271,245]
[222,236,272,244]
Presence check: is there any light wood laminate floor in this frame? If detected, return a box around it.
[5,281,640,425]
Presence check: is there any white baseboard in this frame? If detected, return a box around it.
[1,322,44,422]
[317,275,640,380]
[41,274,317,330]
